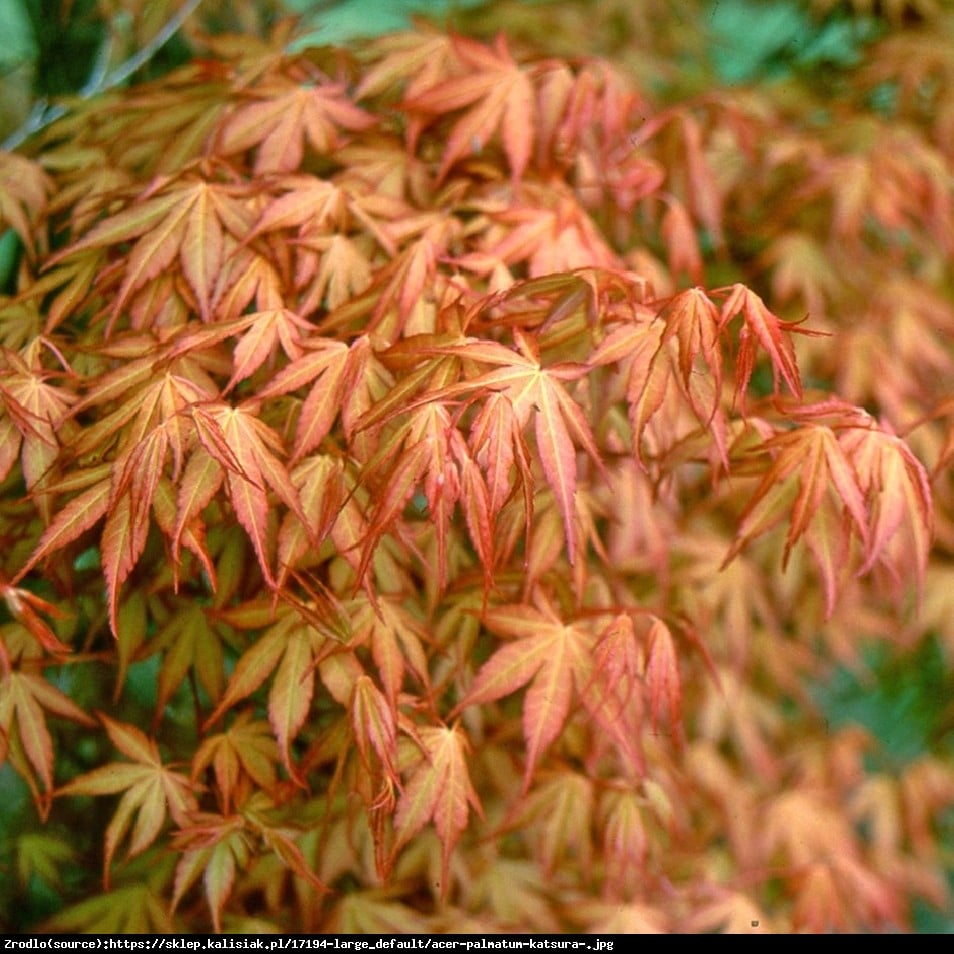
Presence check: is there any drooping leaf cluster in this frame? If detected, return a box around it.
[0,0,952,933]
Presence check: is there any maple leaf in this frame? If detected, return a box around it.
[841,424,934,598]
[454,600,594,787]
[217,77,376,174]
[0,667,95,813]
[192,714,281,816]
[15,831,77,896]
[402,33,537,181]
[350,674,399,789]
[763,231,841,319]
[579,613,646,774]
[188,401,307,589]
[717,283,807,404]
[297,233,375,315]
[511,770,594,876]
[0,152,51,259]
[329,892,431,934]
[224,307,312,391]
[321,595,429,721]
[644,616,684,745]
[457,186,619,278]
[392,723,482,895]
[203,610,333,783]
[170,812,250,934]
[150,603,226,725]
[599,788,649,896]
[257,336,363,462]
[723,421,871,614]
[40,856,177,934]
[657,287,724,403]
[394,327,603,565]
[0,581,71,657]
[277,455,347,581]
[0,344,76,519]
[355,32,458,103]
[588,314,678,466]
[356,236,445,337]
[56,714,199,887]
[355,403,469,593]
[49,172,258,328]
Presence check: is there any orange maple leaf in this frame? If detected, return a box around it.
[392,723,482,895]
[402,33,537,181]
[56,714,199,888]
[454,600,594,787]
[217,78,375,174]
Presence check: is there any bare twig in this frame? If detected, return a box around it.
[2,0,204,152]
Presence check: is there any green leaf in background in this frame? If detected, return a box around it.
[815,636,952,769]
[285,0,494,47]
[0,0,36,72]
[706,0,880,83]
[0,228,21,294]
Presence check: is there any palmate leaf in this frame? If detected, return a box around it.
[351,674,399,788]
[203,610,332,783]
[48,173,258,328]
[725,402,934,614]
[392,723,482,893]
[212,402,308,584]
[56,715,199,887]
[0,667,96,811]
[15,831,77,896]
[841,423,934,597]
[224,307,312,391]
[581,614,646,774]
[0,582,72,656]
[717,283,808,404]
[171,813,250,934]
[457,188,619,279]
[644,616,683,745]
[41,856,177,934]
[453,600,594,787]
[0,344,76,521]
[150,603,226,724]
[257,337,363,462]
[402,32,537,181]
[587,304,731,471]
[174,797,329,931]
[328,892,430,934]
[723,421,871,615]
[192,714,281,815]
[355,402,471,593]
[0,152,51,259]
[390,328,603,565]
[217,77,376,174]
[355,32,457,103]
[510,770,594,877]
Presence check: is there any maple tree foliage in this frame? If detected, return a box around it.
[0,0,952,934]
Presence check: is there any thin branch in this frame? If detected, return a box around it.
[2,0,204,153]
